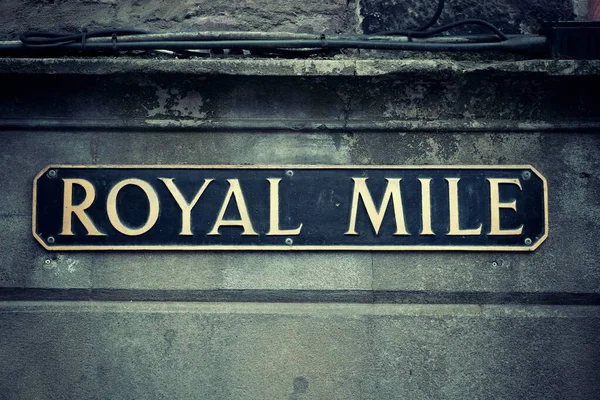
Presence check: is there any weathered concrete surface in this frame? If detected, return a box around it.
[1,60,600,132]
[360,0,576,34]
[0,302,598,400]
[0,130,371,293]
[1,54,599,399]
[2,58,600,77]
[1,129,599,296]
[0,132,93,216]
[0,0,353,39]
[0,59,599,297]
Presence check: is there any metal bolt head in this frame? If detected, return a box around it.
[285,238,293,246]
[524,238,533,246]
[47,169,57,179]
[47,236,55,244]
[522,171,531,180]
[286,170,294,177]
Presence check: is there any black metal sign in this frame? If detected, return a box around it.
[33,165,548,251]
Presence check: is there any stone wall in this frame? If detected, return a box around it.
[0,1,599,400]
[0,0,587,38]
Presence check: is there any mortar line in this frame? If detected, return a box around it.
[1,300,599,318]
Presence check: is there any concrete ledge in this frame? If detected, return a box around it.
[2,118,600,132]
[2,301,600,316]
[0,58,599,76]
[1,289,600,305]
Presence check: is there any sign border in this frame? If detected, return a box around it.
[32,164,548,252]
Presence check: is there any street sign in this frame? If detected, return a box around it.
[33,165,547,251]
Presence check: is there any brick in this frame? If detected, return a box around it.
[360,0,576,35]
[0,0,351,40]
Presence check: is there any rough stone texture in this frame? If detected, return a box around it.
[95,132,352,165]
[0,0,584,42]
[1,48,600,400]
[0,302,598,400]
[572,0,589,19]
[2,59,600,128]
[3,59,600,77]
[0,60,599,298]
[360,0,576,34]
[0,131,93,215]
[0,127,371,293]
[0,0,353,39]
[1,131,599,296]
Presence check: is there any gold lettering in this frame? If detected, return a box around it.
[487,178,524,235]
[419,178,434,235]
[266,178,303,236]
[107,178,160,236]
[160,178,213,236]
[446,178,482,236]
[345,178,409,236]
[208,179,258,236]
[60,178,105,236]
